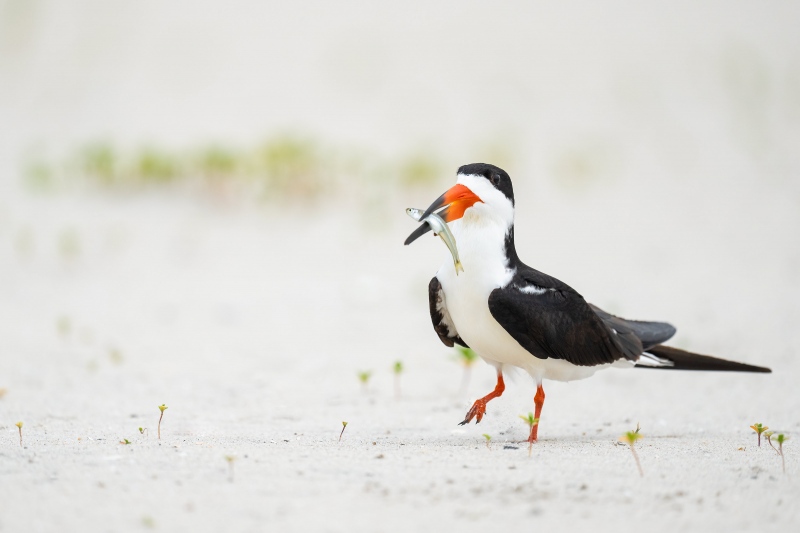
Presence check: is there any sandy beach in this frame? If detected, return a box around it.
[1,2,799,531]
[1,179,797,532]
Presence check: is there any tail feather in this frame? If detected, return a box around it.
[637,345,771,373]
[589,304,677,350]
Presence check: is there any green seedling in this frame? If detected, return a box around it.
[776,434,789,474]
[120,438,131,445]
[393,361,404,399]
[619,423,644,477]
[482,433,492,450]
[764,431,779,454]
[138,427,148,437]
[225,455,236,482]
[15,421,23,446]
[455,346,478,395]
[750,423,768,447]
[157,404,168,440]
[339,421,348,442]
[357,371,372,392]
[519,413,540,457]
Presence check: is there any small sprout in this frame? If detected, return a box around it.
[456,346,478,366]
[482,433,492,450]
[750,423,768,447]
[120,438,131,445]
[157,404,168,440]
[15,421,23,446]
[339,421,348,442]
[519,413,540,456]
[393,361,404,399]
[776,434,789,474]
[764,431,779,454]
[455,346,478,371]
[455,346,478,395]
[519,413,539,428]
[619,423,644,477]
[357,371,372,392]
[138,427,148,437]
[225,455,236,482]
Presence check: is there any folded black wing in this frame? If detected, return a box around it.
[488,267,638,366]
[589,304,676,350]
[429,277,468,348]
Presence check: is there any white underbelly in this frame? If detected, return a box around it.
[436,214,610,383]
[437,256,605,383]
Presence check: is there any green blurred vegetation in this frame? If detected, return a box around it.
[22,135,482,203]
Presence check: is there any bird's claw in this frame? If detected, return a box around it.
[458,399,487,425]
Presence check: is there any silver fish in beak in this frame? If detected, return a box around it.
[405,207,464,275]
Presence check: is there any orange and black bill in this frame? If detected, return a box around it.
[404,184,481,246]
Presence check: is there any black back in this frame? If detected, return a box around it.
[488,263,638,366]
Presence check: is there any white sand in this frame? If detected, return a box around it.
[2,2,799,531]
[0,181,797,532]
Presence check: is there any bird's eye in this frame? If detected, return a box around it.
[489,173,500,185]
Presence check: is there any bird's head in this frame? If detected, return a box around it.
[404,163,514,245]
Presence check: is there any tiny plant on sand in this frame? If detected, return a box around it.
[455,347,478,395]
[620,423,644,477]
[138,427,148,437]
[157,404,168,440]
[765,431,778,454]
[519,413,539,456]
[120,438,131,445]
[357,371,372,392]
[339,421,348,442]
[393,361,404,399]
[225,455,236,482]
[482,433,492,450]
[15,421,23,446]
[750,423,768,447]
[775,434,789,474]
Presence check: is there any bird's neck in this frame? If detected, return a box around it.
[447,214,517,280]
[503,226,520,267]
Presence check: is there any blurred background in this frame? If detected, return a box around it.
[1,0,799,428]
[1,2,800,530]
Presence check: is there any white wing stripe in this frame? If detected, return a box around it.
[517,284,548,295]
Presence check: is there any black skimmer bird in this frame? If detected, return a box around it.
[404,163,771,443]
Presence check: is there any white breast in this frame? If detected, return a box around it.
[436,208,605,383]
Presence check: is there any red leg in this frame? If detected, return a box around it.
[528,384,545,443]
[459,372,505,425]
